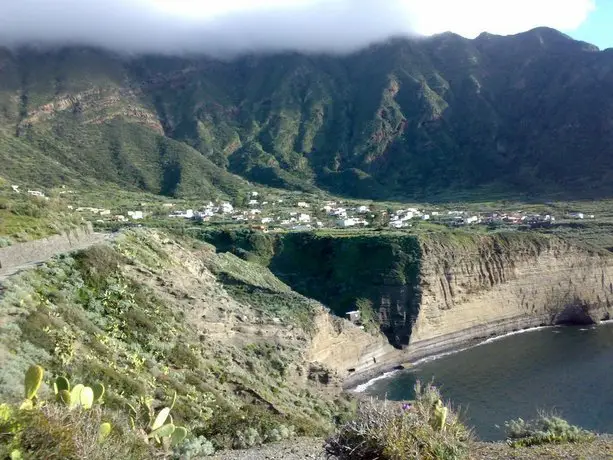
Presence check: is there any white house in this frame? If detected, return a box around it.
[337,218,357,228]
[128,211,144,220]
[249,200,259,206]
[357,205,370,214]
[250,209,262,215]
[100,210,111,216]
[330,208,347,218]
[421,214,431,221]
[297,202,310,208]
[298,214,311,223]
[251,191,259,197]
[11,185,19,193]
[220,202,234,214]
[170,210,193,219]
[466,216,479,224]
[292,224,312,231]
[261,217,273,224]
[569,212,584,219]
[27,190,45,198]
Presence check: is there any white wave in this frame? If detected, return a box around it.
[476,325,557,346]
[352,369,401,393]
[412,346,473,366]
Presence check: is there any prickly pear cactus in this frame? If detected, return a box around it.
[98,422,112,443]
[24,365,44,401]
[58,390,72,406]
[79,387,94,409]
[149,423,175,439]
[92,382,105,403]
[170,426,188,446]
[54,376,70,394]
[151,407,171,431]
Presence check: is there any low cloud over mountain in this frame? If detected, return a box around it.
[0,0,596,55]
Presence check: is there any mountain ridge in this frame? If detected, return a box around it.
[1,27,612,200]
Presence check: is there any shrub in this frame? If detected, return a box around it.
[325,382,472,460]
[505,412,595,447]
[173,435,215,458]
[199,403,297,450]
[1,404,151,460]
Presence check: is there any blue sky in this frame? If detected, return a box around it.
[570,0,613,49]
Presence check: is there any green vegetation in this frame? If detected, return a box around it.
[0,230,354,457]
[2,29,613,200]
[0,190,82,243]
[325,382,472,460]
[505,412,596,448]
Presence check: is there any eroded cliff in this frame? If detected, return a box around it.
[408,233,613,358]
[200,229,613,361]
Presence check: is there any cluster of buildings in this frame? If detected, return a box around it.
[389,208,434,228]
[8,181,600,234]
[11,185,49,200]
[168,201,234,221]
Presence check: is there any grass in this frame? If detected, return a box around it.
[0,228,354,455]
[0,191,82,243]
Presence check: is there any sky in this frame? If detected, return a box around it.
[0,0,610,55]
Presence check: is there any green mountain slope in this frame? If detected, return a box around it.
[1,28,612,199]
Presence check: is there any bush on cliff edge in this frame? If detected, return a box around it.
[325,382,472,460]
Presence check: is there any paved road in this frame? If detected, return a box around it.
[0,231,115,282]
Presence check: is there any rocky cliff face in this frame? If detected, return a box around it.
[406,234,613,358]
[199,229,613,363]
[307,311,400,382]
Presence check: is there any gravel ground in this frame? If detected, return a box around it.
[471,436,613,459]
[211,438,330,460]
[212,437,613,459]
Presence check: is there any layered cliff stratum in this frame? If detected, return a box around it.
[202,230,613,362]
[1,27,613,199]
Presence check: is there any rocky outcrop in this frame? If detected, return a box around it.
[406,234,613,359]
[307,311,400,381]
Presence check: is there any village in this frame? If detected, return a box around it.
[5,184,600,235]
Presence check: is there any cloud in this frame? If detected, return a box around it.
[0,0,597,56]
[408,0,596,37]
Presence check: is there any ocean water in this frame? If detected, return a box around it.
[361,323,613,440]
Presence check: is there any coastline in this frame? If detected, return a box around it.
[342,314,550,391]
[343,314,613,392]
